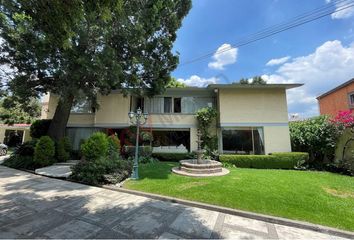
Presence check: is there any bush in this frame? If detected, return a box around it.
[70,132,131,185]
[34,136,55,167]
[81,132,109,161]
[108,134,121,156]
[30,119,52,138]
[219,152,309,169]
[289,116,339,168]
[70,155,132,185]
[1,140,38,170]
[56,137,72,162]
[14,139,38,156]
[2,155,36,170]
[152,152,195,162]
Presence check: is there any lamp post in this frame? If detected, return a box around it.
[128,107,148,180]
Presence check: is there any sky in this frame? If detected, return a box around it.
[171,0,354,118]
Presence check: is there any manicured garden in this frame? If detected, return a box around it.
[124,162,354,232]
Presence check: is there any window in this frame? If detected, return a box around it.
[349,93,354,107]
[164,97,172,113]
[152,130,190,151]
[71,99,92,113]
[174,98,181,113]
[222,127,264,155]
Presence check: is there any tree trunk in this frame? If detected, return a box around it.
[47,94,74,142]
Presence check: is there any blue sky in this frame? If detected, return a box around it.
[171,0,354,118]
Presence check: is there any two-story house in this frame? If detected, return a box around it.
[317,78,354,116]
[41,83,302,154]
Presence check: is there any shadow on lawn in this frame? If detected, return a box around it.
[0,166,220,239]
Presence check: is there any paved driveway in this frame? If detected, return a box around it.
[0,166,349,239]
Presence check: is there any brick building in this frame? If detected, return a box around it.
[317,78,354,116]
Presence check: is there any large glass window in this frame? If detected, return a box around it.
[164,97,172,113]
[174,98,181,113]
[222,127,264,155]
[152,130,190,151]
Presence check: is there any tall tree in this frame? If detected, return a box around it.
[0,95,41,124]
[166,77,186,88]
[0,0,191,141]
[238,76,267,85]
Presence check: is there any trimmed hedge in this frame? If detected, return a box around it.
[124,146,152,158]
[34,136,55,167]
[30,119,52,138]
[219,152,309,169]
[152,152,195,162]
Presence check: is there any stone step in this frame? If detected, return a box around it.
[180,166,222,174]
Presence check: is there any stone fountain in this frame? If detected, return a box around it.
[172,130,229,177]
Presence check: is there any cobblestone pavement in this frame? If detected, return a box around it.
[0,166,349,239]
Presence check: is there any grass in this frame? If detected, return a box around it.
[124,162,354,232]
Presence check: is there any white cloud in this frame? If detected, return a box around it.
[263,40,354,117]
[177,75,219,87]
[328,0,354,19]
[266,56,291,66]
[208,43,238,70]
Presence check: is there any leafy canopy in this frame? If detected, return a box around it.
[0,95,41,124]
[0,0,192,102]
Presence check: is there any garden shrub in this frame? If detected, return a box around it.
[70,132,132,185]
[152,152,195,162]
[128,156,159,164]
[2,155,36,170]
[1,140,38,170]
[219,152,309,169]
[70,155,132,185]
[81,132,109,161]
[108,134,121,156]
[34,136,55,167]
[289,116,339,168]
[30,119,52,138]
[56,137,72,162]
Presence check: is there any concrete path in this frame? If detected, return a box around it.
[35,160,80,178]
[0,166,349,239]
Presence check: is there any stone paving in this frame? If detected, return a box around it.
[0,165,350,239]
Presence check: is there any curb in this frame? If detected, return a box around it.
[103,185,354,239]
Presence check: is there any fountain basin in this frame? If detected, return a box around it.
[172,159,229,177]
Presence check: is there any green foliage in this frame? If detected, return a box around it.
[166,77,186,88]
[13,139,38,157]
[0,0,191,140]
[152,152,195,162]
[34,136,55,167]
[81,132,109,161]
[2,155,36,170]
[108,134,121,156]
[238,76,267,85]
[70,156,132,185]
[289,115,339,167]
[0,96,41,124]
[219,152,309,169]
[30,119,52,138]
[196,107,218,158]
[56,137,71,162]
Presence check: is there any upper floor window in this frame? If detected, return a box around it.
[349,92,354,107]
[145,96,215,114]
[71,98,92,113]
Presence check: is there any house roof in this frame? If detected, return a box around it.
[207,83,303,89]
[316,78,354,99]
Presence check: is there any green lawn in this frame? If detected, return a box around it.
[124,162,354,232]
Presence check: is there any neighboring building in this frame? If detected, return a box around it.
[0,124,31,146]
[42,83,302,154]
[317,78,354,116]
